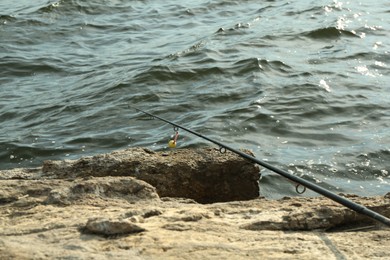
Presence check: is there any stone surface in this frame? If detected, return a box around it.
[0,147,389,259]
[84,218,145,236]
[0,193,389,259]
[0,177,159,206]
[2,147,260,203]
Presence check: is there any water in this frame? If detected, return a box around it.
[1,0,389,198]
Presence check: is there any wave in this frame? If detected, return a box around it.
[36,0,135,15]
[304,27,359,39]
[0,15,17,23]
[133,64,226,84]
[0,14,48,27]
[0,58,65,77]
[215,22,251,36]
[133,55,296,85]
[234,58,292,74]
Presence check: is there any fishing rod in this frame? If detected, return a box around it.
[130,105,390,227]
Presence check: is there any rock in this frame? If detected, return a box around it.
[0,167,42,180]
[0,148,389,259]
[84,217,145,236]
[180,213,203,222]
[0,182,389,259]
[45,177,160,205]
[162,223,192,231]
[40,147,260,203]
[142,209,163,218]
[240,197,390,231]
[0,177,159,207]
[0,179,60,206]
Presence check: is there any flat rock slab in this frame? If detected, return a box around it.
[0,194,389,259]
[0,177,160,206]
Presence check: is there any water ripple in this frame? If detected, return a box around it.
[1,0,389,196]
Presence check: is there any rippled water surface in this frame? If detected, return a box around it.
[1,0,389,197]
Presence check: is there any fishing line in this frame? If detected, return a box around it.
[168,130,179,148]
[129,105,390,227]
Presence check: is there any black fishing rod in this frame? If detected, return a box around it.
[130,105,390,227]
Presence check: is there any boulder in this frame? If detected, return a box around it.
[41,147,260,203]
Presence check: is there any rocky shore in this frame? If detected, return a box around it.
[0,147,389,259]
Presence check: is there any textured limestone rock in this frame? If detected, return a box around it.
[1,147,260,204]
[0,149,389,259]
[239,194,390,231]
[0,177,159,207]
[40,147,260,203]
[45,177,160,205]
[0,193,388,259]
[83,218,145,236]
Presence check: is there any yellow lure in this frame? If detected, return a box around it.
[168,140,177,148]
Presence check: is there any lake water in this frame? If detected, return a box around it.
[1,0,389,198]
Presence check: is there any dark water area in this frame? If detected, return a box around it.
[1,0,389,198]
